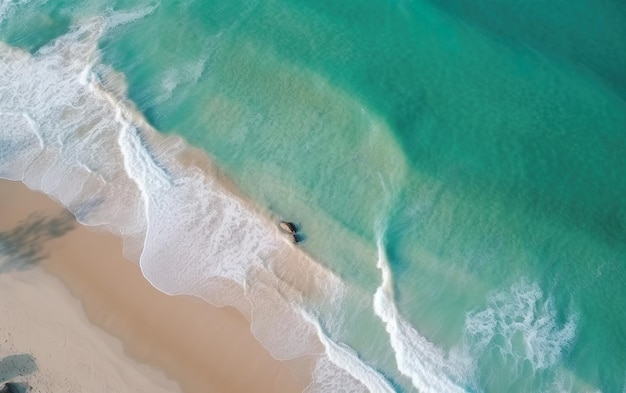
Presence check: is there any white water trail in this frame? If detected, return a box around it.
[372,171,469,393]
[0,12,411,392]
[302,311,395,393]
[462,278,579,373]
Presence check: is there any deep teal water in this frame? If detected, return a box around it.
[1,0,625,391]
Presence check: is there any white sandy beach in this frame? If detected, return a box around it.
[0,178,304,392]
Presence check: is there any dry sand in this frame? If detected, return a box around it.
[0,178,304,392]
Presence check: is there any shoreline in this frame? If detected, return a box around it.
[0,178,307,392]
[0,22,363,391]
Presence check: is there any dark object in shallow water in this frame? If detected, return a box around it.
[279,221,297,235]
[0,383,22,393]
[279,221,303,243]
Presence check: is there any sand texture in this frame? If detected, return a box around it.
[0,179,303,393]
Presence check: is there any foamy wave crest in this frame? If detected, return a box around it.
[0,13,401,392]
[0,19,148,259]
[305,354,369,393]
[302,311,395,393]
[373,231,469,393]
[462,278,578,373]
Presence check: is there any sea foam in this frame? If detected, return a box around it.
[0,13,400,392]
[462,278,578,373]
[373,230,469,393]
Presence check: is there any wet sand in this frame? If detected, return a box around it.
[0,178,304,392]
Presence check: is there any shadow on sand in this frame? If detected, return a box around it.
[0,211,75,273]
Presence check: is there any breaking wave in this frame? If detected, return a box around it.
[0,13,405,392]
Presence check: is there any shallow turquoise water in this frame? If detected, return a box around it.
[2,0,625,391]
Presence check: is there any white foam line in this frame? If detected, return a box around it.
[373,231,467,393]
[302,312,396,393]
[116,111,171,193]
[0,12,430,393]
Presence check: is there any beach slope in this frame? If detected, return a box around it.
[0,178,302,393]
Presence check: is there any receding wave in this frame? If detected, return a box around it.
[0,14,414,392]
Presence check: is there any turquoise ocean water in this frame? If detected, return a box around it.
[1,0,625,391]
